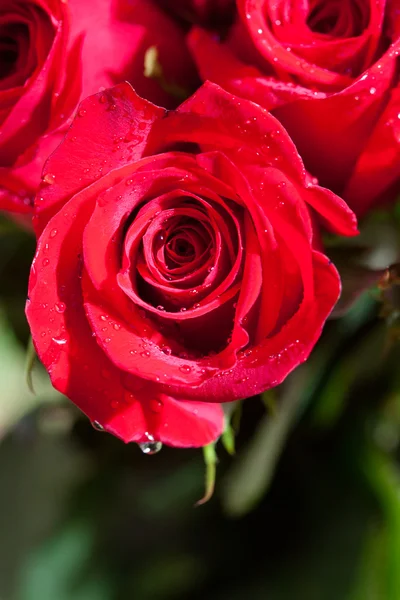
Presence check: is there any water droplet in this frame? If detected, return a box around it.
[50,228,58,238]
[180,307,187,312]
[43,173,56,185]
[99,95,107,103]
[257,28,263,34]
[156,305,165,311]
[141,350,150,357]
[179,365,192,373]
[149,399,163,413]
[139,433,162,455]
[52,336,67,345]
[100,315,107,321]
[369,87,377,95]
[92,421,104,431]
[113,323,120,331]
[55,302,66,313]
[42,258,50,267]
[126,179,133,186]
[78,108,87,117]
[104,337,111,343]
[161,346,172,355]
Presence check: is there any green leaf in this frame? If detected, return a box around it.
[196,443,218,506]
[358,447,400,600]
[24,336,37,394]
[0,306,62,437]
[17,521,112,600]
[221,423,235,456]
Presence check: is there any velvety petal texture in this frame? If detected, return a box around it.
[26,82,357,448]
[189,0,400,216]
[0,0,196,214]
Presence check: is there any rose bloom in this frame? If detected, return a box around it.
[26,82,357,448]
[189,0,400,217]
[0,0,195,215]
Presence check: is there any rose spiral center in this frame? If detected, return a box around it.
[306,0,369,37]
[0,24,27,80]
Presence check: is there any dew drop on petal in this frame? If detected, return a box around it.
[55,302,66,313]
[43,173,56,185]
[139,432,162,455]
[51,336,67,345]
[92,421,104,431]
[179,365,192,373]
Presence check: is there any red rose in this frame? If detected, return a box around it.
[189,0,400,216]
[0,0,195,215]
[26,82,357,448]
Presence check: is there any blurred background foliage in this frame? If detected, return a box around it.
[1,208,400,600]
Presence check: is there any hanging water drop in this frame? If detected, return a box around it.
[92,421,104,431]
[139,432,162,455]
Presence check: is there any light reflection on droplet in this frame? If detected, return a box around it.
[139,432,162,455]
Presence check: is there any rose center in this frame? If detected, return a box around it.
[155,216,213,274]
[307,0,368,37]
[0,30,20,80]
